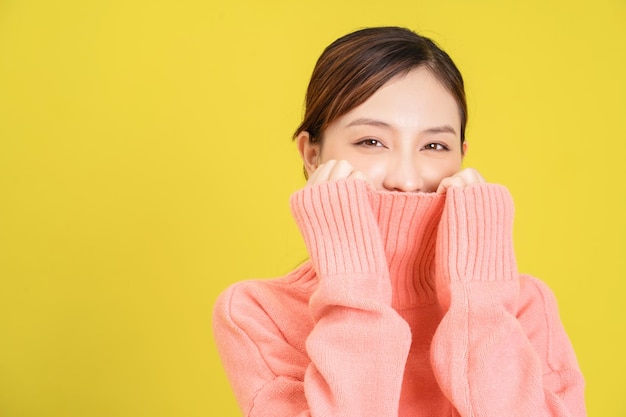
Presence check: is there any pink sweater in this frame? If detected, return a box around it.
[212,180,586,416]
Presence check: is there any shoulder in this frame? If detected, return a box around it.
[212,262,317,332]
[517,274,578,370]
[517,274,561,318]
[212,263,317,375]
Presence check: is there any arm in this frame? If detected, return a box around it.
[213,179,412,416]
[430,183,586,416]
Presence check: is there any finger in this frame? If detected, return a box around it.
[306,160,338,186]
[456,168,486,185]
[349,170,375,190]
[437,168,486,193]
[436,176,464,194]
[436,177,451,194]
[448,176,466,191]
[327,160,356,182]
[307,160,359,186]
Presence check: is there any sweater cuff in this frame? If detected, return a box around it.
[436,183,518,284]
[290,179,388,277]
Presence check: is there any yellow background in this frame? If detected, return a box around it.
[1,1,624,416]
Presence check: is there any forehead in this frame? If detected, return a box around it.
[337,67,461,130]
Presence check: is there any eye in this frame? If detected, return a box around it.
[356,138,385,147]
[422,142,450,151]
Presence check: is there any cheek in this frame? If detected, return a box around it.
[360,163,388,189]
[348,154,387,180]
[420,158,463,189]
[320,146,388,186]
[339,154,386,186]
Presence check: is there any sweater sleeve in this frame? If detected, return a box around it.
[214,179,412,417]
[430,183,586,417]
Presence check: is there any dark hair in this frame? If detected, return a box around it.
[293,26,467,145]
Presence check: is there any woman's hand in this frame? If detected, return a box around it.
[436,168,485,194]
[307,159,375,189]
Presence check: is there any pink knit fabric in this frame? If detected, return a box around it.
[212,179,586,416]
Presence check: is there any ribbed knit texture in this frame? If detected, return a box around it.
[213,179,586,417]
[438,183,517,281]
[369,189,444,307]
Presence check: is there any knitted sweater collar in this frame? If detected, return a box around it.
[368,190,445,307]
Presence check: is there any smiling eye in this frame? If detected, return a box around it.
[357,138,384,147]
[422,143,449,151]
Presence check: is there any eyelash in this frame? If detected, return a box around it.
[356,140,450,151]
[422,143,450,151]
[356,138,385,147]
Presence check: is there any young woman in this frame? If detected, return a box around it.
[213,26,586,416]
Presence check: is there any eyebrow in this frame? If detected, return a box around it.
[345,118,392,129]
[345,118,457,135]
[423,125,457,135]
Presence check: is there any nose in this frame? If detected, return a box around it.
[382,154,424,192]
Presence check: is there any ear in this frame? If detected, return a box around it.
[296,131,321,177]
[461,141,468,157]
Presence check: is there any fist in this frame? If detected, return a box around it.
[307,159,375,189]
[436,168,485,194]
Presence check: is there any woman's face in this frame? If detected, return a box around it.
[299,66,466,192]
